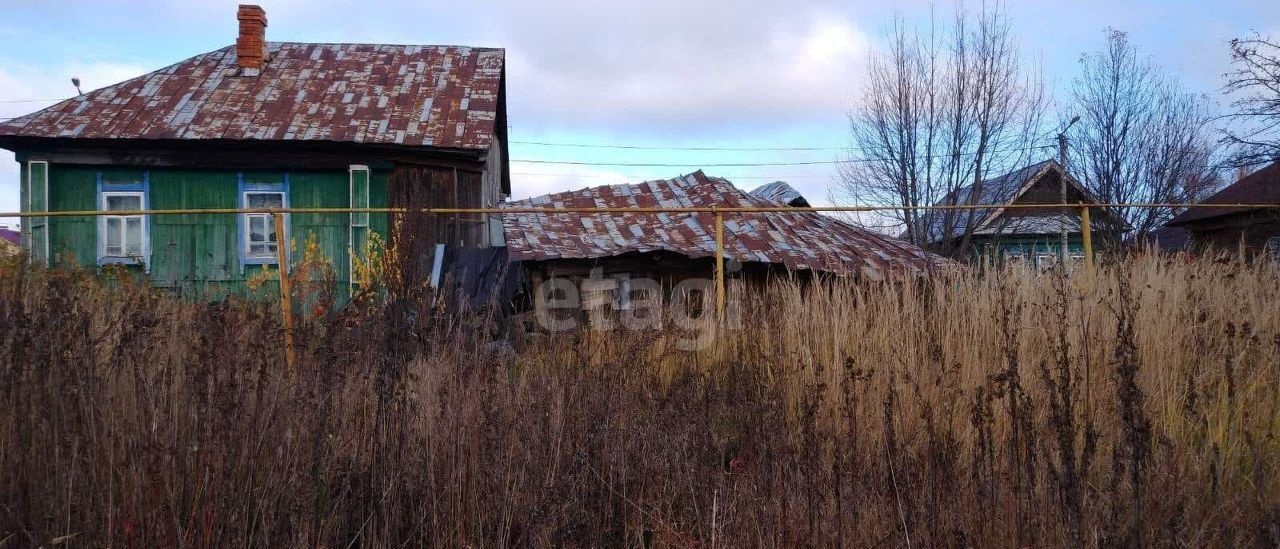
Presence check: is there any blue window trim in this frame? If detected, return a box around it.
[237,173,290,273]
[96,171,150,271]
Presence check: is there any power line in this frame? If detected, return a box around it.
[509,144,1054,168]
[0,98,66,104]
[511,171,831,180]
[511,158,843,167]
[511,140,842,152]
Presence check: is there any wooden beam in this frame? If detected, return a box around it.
[273,212,296,371]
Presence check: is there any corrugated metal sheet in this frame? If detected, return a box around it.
[749,181,809,207]
[502,171,951,278]
[0,43,504,150]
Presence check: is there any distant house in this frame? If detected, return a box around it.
[914,159,1126,267]
[1165,161,1280,260]
[0,226,19,257]
[0,5,508,296]
[501,171,949,309]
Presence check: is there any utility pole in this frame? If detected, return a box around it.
[1058,116,1080,266]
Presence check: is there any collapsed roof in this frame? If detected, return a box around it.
[502,171,950,278]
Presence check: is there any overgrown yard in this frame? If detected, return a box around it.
[1,255,1278,547]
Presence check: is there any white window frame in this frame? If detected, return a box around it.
[241,190,287,261]
[98,191,148,262]
[26,160,49,266]
[349,165,370,294]
[1035,253,1059,271]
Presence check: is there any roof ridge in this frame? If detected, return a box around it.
[263,41,505,51]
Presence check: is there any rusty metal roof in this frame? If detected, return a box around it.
[502,171,951,278]
[0,43,504,150]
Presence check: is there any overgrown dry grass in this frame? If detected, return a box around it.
[1,253,1278,547]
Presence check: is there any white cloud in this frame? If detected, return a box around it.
[502,7,870,131]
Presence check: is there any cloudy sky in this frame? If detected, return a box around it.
[1,0,1277,226]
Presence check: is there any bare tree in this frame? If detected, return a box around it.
[835,3,1047,255]
[1222,34,1280,167]
[1068,29,1221,240]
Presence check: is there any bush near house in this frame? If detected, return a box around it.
[0,255,1278,547]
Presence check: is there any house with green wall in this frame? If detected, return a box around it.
[912,159,1127,267]
[0,5,508,298]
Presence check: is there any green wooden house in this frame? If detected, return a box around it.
[0,5,508,298]
[912,160,1126,267]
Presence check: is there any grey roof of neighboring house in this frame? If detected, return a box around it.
[502,171,952,278]
[915,160,1055,242]
[911,159,1124,243]
[749,181,810,207]
[0,43,505,151]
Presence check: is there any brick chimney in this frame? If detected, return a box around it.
[236,4,268,73]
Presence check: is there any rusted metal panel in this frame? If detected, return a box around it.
[502,171,951,278]
[749,181,810,207]
[0,43,504,151]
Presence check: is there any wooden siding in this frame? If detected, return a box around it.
[1183,211,1280,258]
[41,164,394,299]
[387,164,485,285]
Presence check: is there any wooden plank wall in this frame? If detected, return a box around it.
[387,164,485,286]
[41,164,393,301]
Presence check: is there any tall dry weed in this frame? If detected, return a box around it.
[0,252,1278,547]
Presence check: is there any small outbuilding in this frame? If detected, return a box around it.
[501,171,950,311]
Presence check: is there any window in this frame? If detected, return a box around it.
[349,165,371,295]
[237,174,289,271]
[243,191,285,259]
[1036,253,1059,271]
[26,161,49,266]
[101,192,145,257]
[96,172,149,269]
[349,165,370,228]
[1003,249,1028,268]
[1269,236,1280,262]
[97,190,148,265]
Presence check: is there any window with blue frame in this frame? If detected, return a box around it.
[238,174,289,267]
[97,173,150,269]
